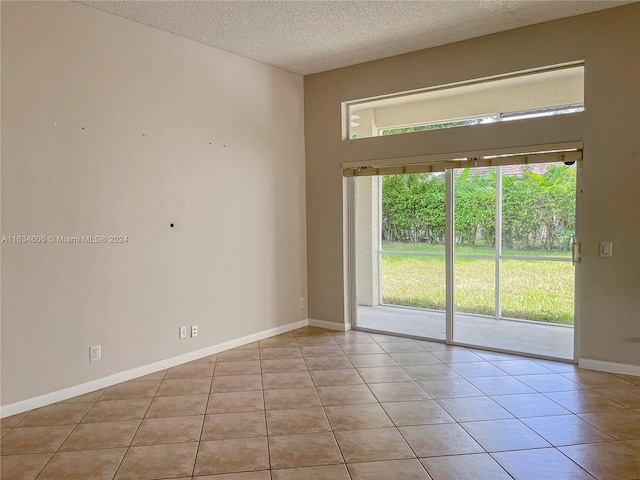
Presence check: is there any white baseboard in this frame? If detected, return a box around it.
[308,318,351,331]
[0,319,308,418]
[579,358,640,377]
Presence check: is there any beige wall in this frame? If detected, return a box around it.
[1,1,306,405]
[305,5,640,367]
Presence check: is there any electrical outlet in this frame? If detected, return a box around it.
[179,326,187,339]
[191,325,198,337]
[90,345,101,362]
[300,297,305,308]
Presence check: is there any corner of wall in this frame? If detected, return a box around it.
[308,318,351,331]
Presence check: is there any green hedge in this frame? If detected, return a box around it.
[381,165,576,252]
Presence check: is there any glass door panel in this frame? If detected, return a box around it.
[498,162,576,359]
[452,167,497,346]
[354,173,447,340]
[452,163,576,359]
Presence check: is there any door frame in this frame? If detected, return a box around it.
[346,158,582,363]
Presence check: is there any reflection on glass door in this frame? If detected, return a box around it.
[452,163,576,359]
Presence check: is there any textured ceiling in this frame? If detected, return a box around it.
[77,1,635,75]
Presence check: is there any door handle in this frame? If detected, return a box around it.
[572,239,581,265]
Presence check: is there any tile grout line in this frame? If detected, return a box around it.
[308,332,354,479]
[328,332,359,479]
[189,359,217,479]
[335,331,424,476]
[258,343,273,478]
[30,388,108,480]
[109,369,165,480]
[368,336,478,477]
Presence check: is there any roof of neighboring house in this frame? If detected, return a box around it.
[459,162,568,178]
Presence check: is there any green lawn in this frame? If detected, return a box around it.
[381,249,574,324]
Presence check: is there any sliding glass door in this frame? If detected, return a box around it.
[352,161,578,360]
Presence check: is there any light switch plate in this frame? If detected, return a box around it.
[599,242,613,258]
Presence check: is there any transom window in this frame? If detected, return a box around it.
[346,64,584,140]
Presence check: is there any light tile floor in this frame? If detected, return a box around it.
[2,327,639,480]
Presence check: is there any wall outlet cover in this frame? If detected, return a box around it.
[90,345,101,362]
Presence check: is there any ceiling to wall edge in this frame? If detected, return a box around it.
[72,1,635,75]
